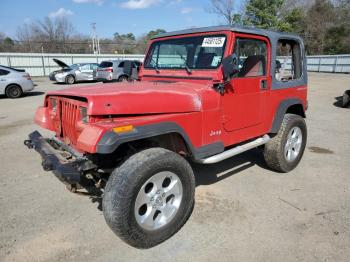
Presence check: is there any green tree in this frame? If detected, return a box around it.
[280,7,305,33]
[324,0,350,54]
[146,29,166,40]
[133,29,166,54]
[243,0,286,30]
[113,32,137,54]
[302,0,335,54]
[113,32,136,41]
[2,37,15,52]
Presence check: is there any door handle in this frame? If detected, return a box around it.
[260,79,268,90]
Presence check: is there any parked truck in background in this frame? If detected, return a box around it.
[25,25,308,248]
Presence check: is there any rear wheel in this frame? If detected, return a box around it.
[118,75,128,82]
[264,114,307,173]
[6,84,23,98]
[65,75,75,84]
[102,148,195,249]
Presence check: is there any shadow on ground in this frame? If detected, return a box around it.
[53,80,100,85]
[0,91,45,99]
[333,95,350,108]
[79,148,269,212]
[24,91,45,97]
[192,148,268,186]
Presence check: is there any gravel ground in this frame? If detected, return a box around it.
[0,73,349,262]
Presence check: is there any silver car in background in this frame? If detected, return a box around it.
[0,65,34,98]
[96,60,141,83]
[49,59,99,84]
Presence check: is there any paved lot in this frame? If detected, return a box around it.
[0,73,349,262]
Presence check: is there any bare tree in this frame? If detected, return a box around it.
[209,0,238,25]
[16,24,34,52]
[16,16,75,53]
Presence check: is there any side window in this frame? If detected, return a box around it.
[0,69,10,76]
[80,64,90,71]
[234,38,267,77]
[118,62,125,68]
[90,64,98,70]
[276,40,302,81]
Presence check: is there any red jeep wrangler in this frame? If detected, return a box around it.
[25,26,308,248]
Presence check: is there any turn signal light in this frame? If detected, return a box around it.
[113,125,134,134]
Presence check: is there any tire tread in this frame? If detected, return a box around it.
[103,147,195,248]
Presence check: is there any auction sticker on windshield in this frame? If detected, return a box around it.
[202,37,226,47]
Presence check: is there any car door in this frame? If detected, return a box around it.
[91,63,98,80]
[131,62,139,80]
[221,34,270,132]
[79,64,93,80]
[116,61,125,79]
[0,69,10,94]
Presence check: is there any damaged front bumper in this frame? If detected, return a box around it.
[24,131,96,186]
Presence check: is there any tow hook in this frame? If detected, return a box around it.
[24,139,34,149]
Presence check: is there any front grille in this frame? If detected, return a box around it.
[60,99,81,146]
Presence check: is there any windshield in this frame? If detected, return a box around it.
[144,34,227,70]
[70,64,80,70]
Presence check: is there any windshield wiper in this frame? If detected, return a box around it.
[176,51,192,74]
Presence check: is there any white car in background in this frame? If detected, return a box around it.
[96,60,141,82]
[0,65,34,98]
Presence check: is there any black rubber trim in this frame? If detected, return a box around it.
[142,75,213,81]
[270,98,305,133]
[96,122,224,160]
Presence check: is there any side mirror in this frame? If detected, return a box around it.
[222,54,240,81]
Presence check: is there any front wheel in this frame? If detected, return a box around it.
[65,75,75,84]
[264,114,307,173]
[102,148,195,249]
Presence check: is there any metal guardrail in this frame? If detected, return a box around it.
[0,53,349,76]
[306,55,350,73]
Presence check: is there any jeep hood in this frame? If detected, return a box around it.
[47,81,208,115]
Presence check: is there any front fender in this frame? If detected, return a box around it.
[96,122,224,160]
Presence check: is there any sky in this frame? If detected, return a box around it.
[0,0,232,39]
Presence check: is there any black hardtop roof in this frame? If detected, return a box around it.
[153,25,303,43]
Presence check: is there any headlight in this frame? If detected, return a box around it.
[80,107,89,123]
[50,98,57,113]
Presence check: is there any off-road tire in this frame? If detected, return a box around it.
[118,75,128,82]
[342,90,350,108]
[6,84,23,98]
[264,114,307,173]
[102,148,195,249]
[65,75,75,84]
